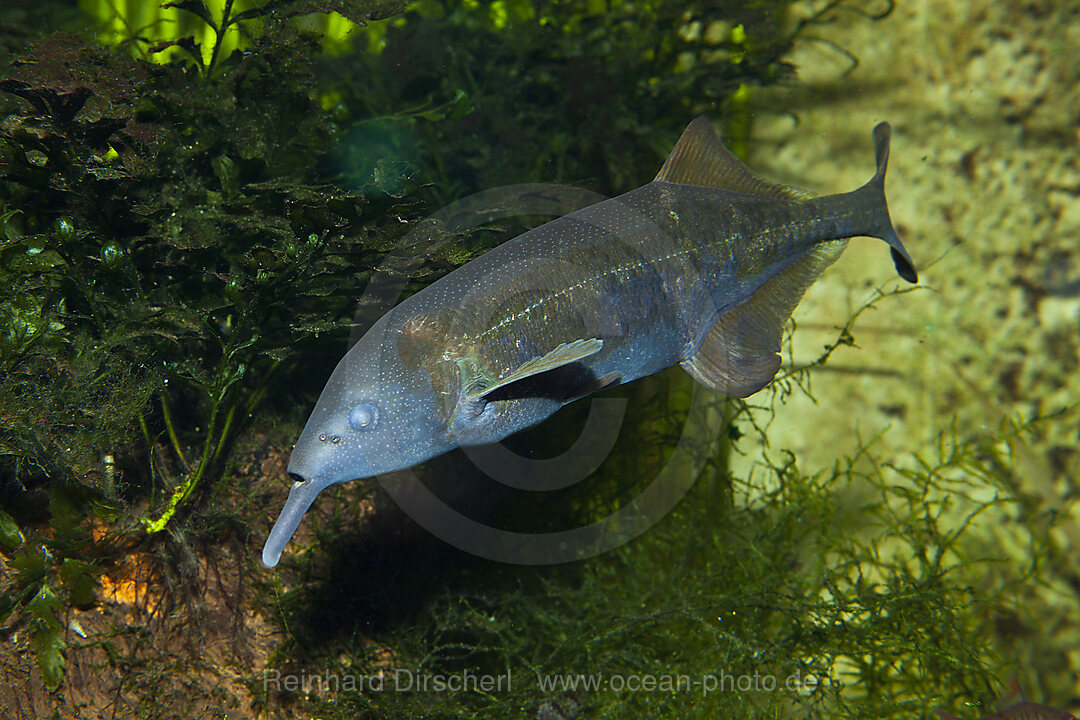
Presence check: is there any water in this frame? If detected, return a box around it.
[0,1,1076,718]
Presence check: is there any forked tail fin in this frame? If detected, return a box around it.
[675,120,918,398]
[866,122,918,283]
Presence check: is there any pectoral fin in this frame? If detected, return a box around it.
[564,370,621,403]
[681,241,846,397]
[470,338,604,400]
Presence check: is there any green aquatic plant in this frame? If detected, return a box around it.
[0,30,378,505]
[0,488,105,689]
[0,26,418,687]
[81,0,405,72]
[329,0,806,198]
[258,281,1076,719]
[264,372,1035,720]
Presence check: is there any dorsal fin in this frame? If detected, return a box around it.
[1004,676,1026,705]
[655,116,812,200]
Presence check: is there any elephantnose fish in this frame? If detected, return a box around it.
[262,116,918,567]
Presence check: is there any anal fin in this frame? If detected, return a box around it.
[681,241,847,398]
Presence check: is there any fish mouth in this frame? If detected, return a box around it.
[261,472,322,568]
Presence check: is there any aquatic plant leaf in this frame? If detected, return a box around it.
[59,558,101,608]
[0,34,147,128]
[8,544,49,591]
[0,594,14,625]
[0,507,24,551]
[49,489,91,553]
[30,629,65,690]
[149,37,206,68]
[0,80,91,124]
[26,585,66,689]
[163,0,219,31]
[211,154,240,198]
[25,582,64,631]
[232,0,405,25]
[413,89,471,122]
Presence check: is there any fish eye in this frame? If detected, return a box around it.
[348,402,379,431]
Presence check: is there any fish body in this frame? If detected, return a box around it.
[261,117,917,567]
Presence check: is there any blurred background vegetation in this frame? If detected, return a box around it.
[0,0,1072,718]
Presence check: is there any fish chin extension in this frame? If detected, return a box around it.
[262,476,323,567]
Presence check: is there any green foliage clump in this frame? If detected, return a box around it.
[0,22,417,687]
[0,29,403,499]
[81,0,405,72]
[0,488,103,689]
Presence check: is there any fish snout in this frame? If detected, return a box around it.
[261,472,325,568]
